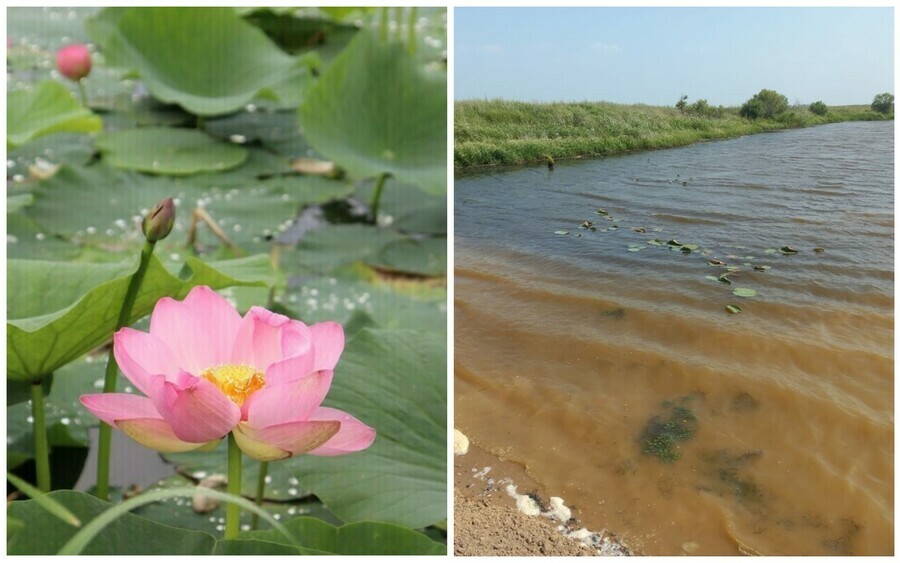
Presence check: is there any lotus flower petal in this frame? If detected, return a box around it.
[243,370,333,427]
[148,372,241,443]
[262,351,316,389]
[233,420,341,461]
[150,286,242,374]
[80,393,211,452]
[231,306,291,371]
[310,322,344,371]
[113,327,181,395]
[307,406,377,456]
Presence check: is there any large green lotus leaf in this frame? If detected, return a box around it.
[91,7,310,116]
[242,9,360,61]
[214,540,318,555]
[7,490,217,555]
[182,148,293,189]
[286,224,445,277]
[371,237,446,277]
[96,128,248,176]
[7,133,95,179]
[7,81,103,148]
[298,31,446,194]
[7,212,83,261]
[7,254,272,380]
[239,516,446,555]
[279,274,447,333]
[24,164,175,248]
[285,328,446,528]
[204,109,315,158]
[190,177,350,248]
[286,224,405,274]
[161,446,313,502]
[7,194,34,214]
[133,474,339,533]
[357,177,447,234]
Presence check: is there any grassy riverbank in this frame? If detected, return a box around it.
[455,100,891,168]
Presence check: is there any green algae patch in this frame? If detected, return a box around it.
[640,397,698,463]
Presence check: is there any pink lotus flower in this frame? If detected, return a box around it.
[80,286,375,461]
[56,44,92,81]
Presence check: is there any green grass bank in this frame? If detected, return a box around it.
[455,100,892,168]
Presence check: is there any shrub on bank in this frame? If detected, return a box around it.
[809,101,828,116]
[871,92,894,114]
[740,89,789,119]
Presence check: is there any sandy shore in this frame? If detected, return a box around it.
[454,438,631,556]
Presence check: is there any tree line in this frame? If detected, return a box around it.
[674,90,894,119]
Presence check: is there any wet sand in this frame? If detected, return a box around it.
[454,440,631,556]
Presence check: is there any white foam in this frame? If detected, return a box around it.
[454,429,470,455]
[545,496,572,522]
[505,483,541,516]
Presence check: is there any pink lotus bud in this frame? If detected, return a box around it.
[142,197,175,242]
[56,44,92,81]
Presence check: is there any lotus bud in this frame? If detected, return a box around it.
[56,44,92,81]
[143,197,175,242]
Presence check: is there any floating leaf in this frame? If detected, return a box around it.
[682,243,699,251]
[90,7,309,116]
[726,304,742,314]
[646,239,662,246]
[732,287,758,298]
[813,247,825,253]
[299,31,446,193]
[595,208,608,215]
[96,128,248,176]
[7,81,102,148]
[779,246,799,255]
[753,265,771,271]
[764,248,778,254]
[717,275,732,285]
[667,239,682,246]
[704,275,719,282]
[554,230,569,235]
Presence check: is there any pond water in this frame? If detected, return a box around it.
[454,121,893,555]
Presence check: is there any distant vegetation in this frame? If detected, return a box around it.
[871,92,894,114]
[455,95,891,168]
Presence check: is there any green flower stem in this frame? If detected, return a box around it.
[225,433,243,540]
[250,460,269,531]
[77,80,89,107]
[95,240,157,501]
[369,172,390,224]
[407,7,418,54]
[30,380,52,492]
[379,7,389,42]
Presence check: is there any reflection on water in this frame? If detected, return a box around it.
[454,121,893,555]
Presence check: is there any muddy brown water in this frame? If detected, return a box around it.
[454,121,893,555]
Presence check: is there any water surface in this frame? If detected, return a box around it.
[454,121,893,555]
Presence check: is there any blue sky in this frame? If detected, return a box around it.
[455,7,894,106]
